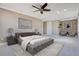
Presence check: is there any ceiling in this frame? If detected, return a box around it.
[0,3,79,21]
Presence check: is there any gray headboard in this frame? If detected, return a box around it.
[15,32,38,39]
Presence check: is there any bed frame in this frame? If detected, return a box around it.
[26,39,54,55]
[15,32,54,55]
[15,32,38,38]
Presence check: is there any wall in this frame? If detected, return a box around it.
[0,9,5,42]
[43,22,47,34]
[0,8,43,41]
[78,16,79,37]
[0,12,1,37]
[0,11,1,37]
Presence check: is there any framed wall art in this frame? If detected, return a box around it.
[18,18,32,29]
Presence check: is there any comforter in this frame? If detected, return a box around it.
[20,35,52,51]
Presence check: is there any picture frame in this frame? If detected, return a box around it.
[18,18,32,29]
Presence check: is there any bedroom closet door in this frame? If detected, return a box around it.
[47,22,53,35]
[43,22,53,35]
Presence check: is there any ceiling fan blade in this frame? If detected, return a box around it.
[41,3,48,9]
[32,5,40,10]
[33,10,40,12]
[39,3,42,7]
[43,9,51,11]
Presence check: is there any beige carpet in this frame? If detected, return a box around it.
[36,42,63,56]
[0,41,63,56]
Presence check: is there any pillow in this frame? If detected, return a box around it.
[19,36,33,41]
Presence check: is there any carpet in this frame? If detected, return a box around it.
[0,41,63,56]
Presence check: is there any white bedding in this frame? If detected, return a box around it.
[29,36,52,47]
[20,35,52,51]
[19,35,42,41]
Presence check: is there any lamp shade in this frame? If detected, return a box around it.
[7,28,14,36]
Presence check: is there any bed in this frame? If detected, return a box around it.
[15,32,54,55]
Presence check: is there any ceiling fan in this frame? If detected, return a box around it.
[32,3,51,14]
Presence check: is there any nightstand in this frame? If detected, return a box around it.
[7,36,18,45]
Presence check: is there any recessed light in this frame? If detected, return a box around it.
[64,9,67,11]
[56,11,60,14]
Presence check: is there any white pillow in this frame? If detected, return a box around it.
[19,36,32,41]
[19,35,41,41]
